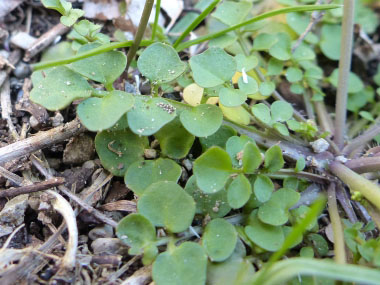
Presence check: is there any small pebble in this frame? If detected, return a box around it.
[13,62,31,79]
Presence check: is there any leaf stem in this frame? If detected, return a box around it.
[334,0,356,149]
[327,183,346,264]
[31,40,153,70]
[329,161,380,211]
[175,4,340,51]
[151,0,161,41]
[314,100,334,134]
[126,0,155,71]
[173,0,220,48]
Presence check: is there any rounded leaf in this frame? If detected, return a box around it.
[238,76,259,95]
[259,82,275,97]
[127,96,176,136]
[125,158,182,196]
[243,142,262,174]
[271,101,293,122]
[203,218,237,262]
[252,103,271,125]
[320,24,341,60]
[285,67,303,83]
[138,181,195,233]
[180,104,223,137]
[226,135,253,168]
[220,104,250,126]
[116,213,156,254]
[189,47,236,88]
[77,91,134,131]
[235,54,258,72]
[95,129,148,176]
[264,145,284,173]
[71,43,127,85]
[253,175,274,203]
[227,174,252,209]
[185,176,231,219]
[152,242,207,285]
[183,83,203,106]
[30,66,92,111]
[193,147,233,193]
[199,125,237,151]
[245,210,284,251]
[219,87,247,107]
[155,118,195,159]
[138,43,186,84]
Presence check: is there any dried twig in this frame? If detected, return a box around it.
[0,118,85,164]
[1,80,18,140]
[24,23,69,61]
[0,178,65,198]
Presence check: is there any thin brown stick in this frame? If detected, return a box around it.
[0,118,85,164]
[344,156,380,174]
[314,100,334,134]
[24,23,69,61]
[0,178,65,198]
[1,80,18,140]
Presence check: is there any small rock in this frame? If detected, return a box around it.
[50,112,64,127]
[13,62,31,79]
[91,238,128,255]
[89,224,114,240]
[63,134,95,165]
[144,148,157,159]
[310,138,329,153]
[0,194,28,237]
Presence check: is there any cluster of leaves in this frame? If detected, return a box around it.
[31,0,380,284]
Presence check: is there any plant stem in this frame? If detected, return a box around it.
[314,100,334,134]
[329,161,380,211]
[173,0,220,48]
[303,89,315,121]
[334,0,355,149]
[267,169,331,183]
[126,0,155,71]
[344,156,380,174]
[32,40,153,70]
[175,4,340,51]
[343,119,380,156]
[151,0,161,41]
[327,183,346,264]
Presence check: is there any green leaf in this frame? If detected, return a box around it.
[264,145,284,172]
[267,58,284,76]
[307,233,329,256]
[71,43,126,86]
[219,87,247,107]
[185,175,231,218]
[227,174,252,209]
[242,142,262,174]
[41,41,75,62]
[235,54,258,72]
[138,181,195,233]
[253,175,274,203]
[253,33,278,51]
[199,125,237,151]
[152,242,207,285]
[127,96,176,136]
[226,135,253,168]
[273,122,289,136]
[252,103,271,125]
[328,69,364,94]
[212,0,252,26]
[77,91,134,131]
[238,76,259,96]
[193,147,233,193]
[245,210,285,251]
[137,43,186,85]
[269,33,291,61]
[285,67,303,83]
[259,82,275,97]
[290,83,304,94]
[203,218,237,262]
[258,188,300,226]
[220,104,251,125]
[116,213,156,255]
[42,0,71,15]
[271,101,294,122]
[60,8,84,27]
[30,66,92,111]
[125,158,182,196]
[180,104,223,137]
[155,118,195,159]
[359,111,374,121]
[189,47,236,88]
[95,129,148,176]
[295,157,306,172]
[292,44,316,62]
[320,24,341,60]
